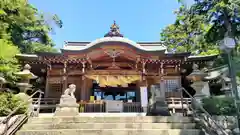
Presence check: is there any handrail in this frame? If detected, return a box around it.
[32,98,59,105]
[0,90,44,135]
[179,87,230,135]
[30,90,44,117]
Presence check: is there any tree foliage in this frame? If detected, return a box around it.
[189,0,240,44]
[161,5,219,55]
[176,0,240,78]
[0,39,20,82]
[0,0,62,53]
[202,96,236,115]
[161,0,240,55]
[0,0,62,83]
[173,0,240,52]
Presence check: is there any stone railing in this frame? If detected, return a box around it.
[0,115,21,135]
[179,87,230,135]
[0,90,43,135]
[166,98,191,115]
[35,98,143,113]
[32,98,59,113]
[36,97,194,114]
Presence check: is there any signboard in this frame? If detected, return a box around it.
[105,100,123,113]
[140,87,148,107]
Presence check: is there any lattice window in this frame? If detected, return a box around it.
[164,79,180,92]
[49,83,62,92]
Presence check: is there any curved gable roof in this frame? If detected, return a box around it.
[62,37,167,52]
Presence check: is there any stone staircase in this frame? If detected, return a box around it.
[16,116,204,135]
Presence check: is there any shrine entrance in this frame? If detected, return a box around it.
[85,71,142,102]
[16,21,217,114]
[92,81,138,102]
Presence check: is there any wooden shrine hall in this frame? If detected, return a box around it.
[16,21,217,113]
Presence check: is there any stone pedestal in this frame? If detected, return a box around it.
[147,97,170,116]
[147,85,170,116]
[191,81,210,103]
[54,95,79,116]
[143,107,147,113]
[224,90,232,97]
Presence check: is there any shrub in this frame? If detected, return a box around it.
[201,96,236,116]
[0,92,28,116]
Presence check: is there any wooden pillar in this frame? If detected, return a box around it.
[62,61,68,92]
[160,62,166,98]
[80,59,88,100]
[45,75,49,98]
[147,78,155,90]
[80,76,87,100]
[44,76,49,98]
[159,77,166,99]
[86,78,93,100]
[82,76,86,100]
[80,77,93,100]
[45,64,51,98]
[75,77,82,101]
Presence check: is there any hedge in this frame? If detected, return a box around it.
[201,96,236,116]
[0,92,27,116]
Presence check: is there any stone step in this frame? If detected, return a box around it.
[16,129,203,135]
[21,123,196,130]
[28,116,193,124]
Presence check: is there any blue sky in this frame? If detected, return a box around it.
[29,0,181,49]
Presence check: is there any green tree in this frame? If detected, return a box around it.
[178,0,240,73]
[0,39,20,82]
[161,5,219,55]
[178,0,240,49]
[0,0,62,83]
[0,0,62,53]
[191,0,240,43]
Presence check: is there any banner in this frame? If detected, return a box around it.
[85,75,140,87]
[140,87,148,107]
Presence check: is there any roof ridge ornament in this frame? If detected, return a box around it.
[104,20,124,37]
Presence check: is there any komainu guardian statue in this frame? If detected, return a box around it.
[63,84,76,98]
[54,84,79,116]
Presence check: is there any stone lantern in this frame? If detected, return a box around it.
[15,64,37,101]
[187,63,209,102]
[220,76,232,97]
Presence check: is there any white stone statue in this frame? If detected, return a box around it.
[55,83,79,116]
[63,84,76,98]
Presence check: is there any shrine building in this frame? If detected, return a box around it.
[16,21,217,106]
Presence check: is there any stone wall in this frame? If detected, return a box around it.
[0,115,21,134]
[209,116,237,130]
